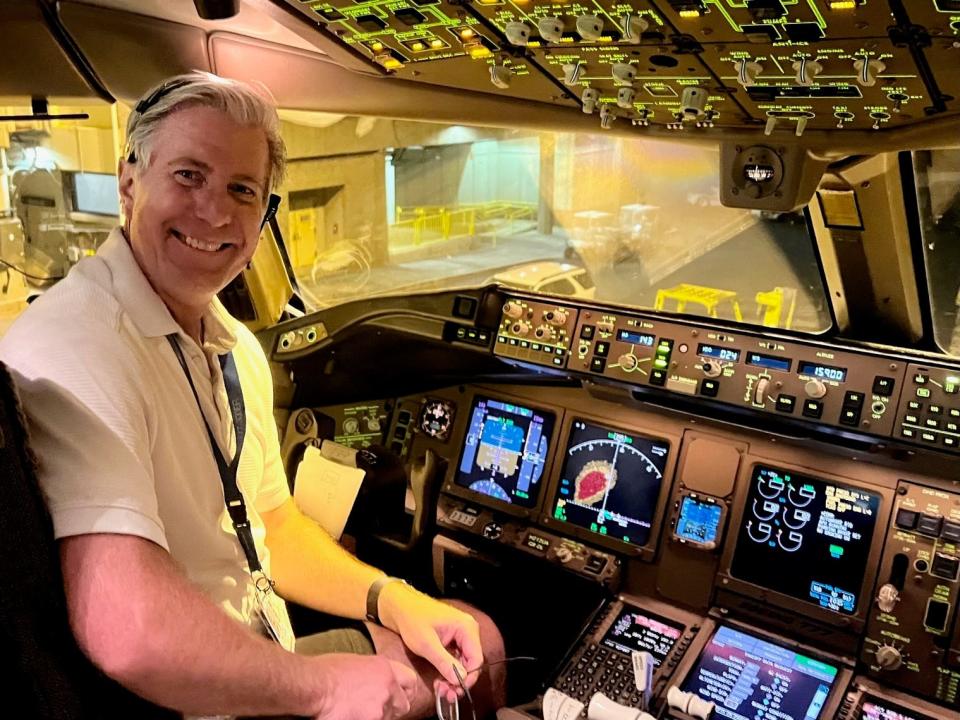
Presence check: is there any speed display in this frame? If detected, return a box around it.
[549,419,669,546]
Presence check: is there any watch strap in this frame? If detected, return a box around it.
[365,576,407,624]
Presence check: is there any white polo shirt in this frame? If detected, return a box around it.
[0,228,293,635]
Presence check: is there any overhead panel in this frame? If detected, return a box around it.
[282,0,960,138]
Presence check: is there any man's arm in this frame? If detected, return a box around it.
[262,498,484,689]
[62,532,416,719]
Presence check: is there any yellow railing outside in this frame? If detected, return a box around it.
[393,201,534,246]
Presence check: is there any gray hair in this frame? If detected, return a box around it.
[124,71,286,195]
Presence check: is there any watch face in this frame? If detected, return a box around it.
[420,399,456,441]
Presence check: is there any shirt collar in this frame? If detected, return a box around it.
[97,227,238,353]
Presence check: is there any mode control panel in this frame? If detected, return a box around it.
[495,298,578,369]
[861,481,960,709]
[896,364,960,450]
[436,495,620,585]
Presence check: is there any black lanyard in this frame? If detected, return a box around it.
[166,335,262,576]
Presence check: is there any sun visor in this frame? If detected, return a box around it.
[59,0,211,103]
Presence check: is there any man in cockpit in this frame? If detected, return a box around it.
[0,72,504,720]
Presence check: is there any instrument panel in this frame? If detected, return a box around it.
[280,0,960,136]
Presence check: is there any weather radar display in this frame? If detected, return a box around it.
[454,396,555,508]
[550,419,669,546]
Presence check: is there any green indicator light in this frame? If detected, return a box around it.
[590,522,599,532]
[830,544,844,557]
[654,358,667,368]
[600,526,608,535]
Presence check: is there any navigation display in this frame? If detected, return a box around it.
[683,625,838,720]
[549,419,669,546]
[454,396,555,508]
[601,607,683,666]
[860,700,936,720]
[730,466,881,615]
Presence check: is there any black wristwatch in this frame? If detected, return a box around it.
[365,576,407,624]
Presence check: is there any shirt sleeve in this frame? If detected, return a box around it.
[1,312,168,549]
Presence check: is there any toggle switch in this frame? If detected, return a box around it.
[611,63,637,86]
[503,21,531,46]
[599,104,615,129]
[537,16,564,44]
[563,62,585,86]
[735,59,762,87]
[576,14,603,41]
[679,86,708,118]
[581,87,600,113]
[854,56,885,87]
[620,13,649,42]
[792,57,822,86]
[489,63,511,89]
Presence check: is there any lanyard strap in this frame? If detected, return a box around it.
[166,335,261,575]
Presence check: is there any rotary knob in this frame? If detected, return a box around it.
[876,583,900,613]
[804,379,827,399]
[544,309,568,326]
[702,361,722,378]
[618,354,639,371]
[754,377,770,405]
[503,301,523,319]
[533,325,556,342]
[875,645,903,671]
[510,320,530,336]
[555,546,574,564]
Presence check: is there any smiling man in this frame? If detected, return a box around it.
[0,72,504,720]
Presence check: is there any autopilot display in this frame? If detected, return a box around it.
[683,625,839,720]
[454,395,555,508]
[859,699,937,720]
[730,466,881,615]
[601,607,683,666]
[549,419,669,546]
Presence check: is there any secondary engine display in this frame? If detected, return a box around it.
[860,699,937,720]
[600,606,683,666]
[549,419,669,547]
[683,625,838,720]
[454,395,555,509]
[730,466,881,615]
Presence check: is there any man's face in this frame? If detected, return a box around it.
[118,104,270,312]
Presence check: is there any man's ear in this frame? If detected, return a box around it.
[117,159,136,219]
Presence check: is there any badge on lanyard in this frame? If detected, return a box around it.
[254,573,296,652]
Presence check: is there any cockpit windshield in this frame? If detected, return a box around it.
[279,115,832,334]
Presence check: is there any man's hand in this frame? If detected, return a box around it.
[311,654,418,720]
[377,582,484,700]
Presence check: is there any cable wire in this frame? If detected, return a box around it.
[0,257,63,282]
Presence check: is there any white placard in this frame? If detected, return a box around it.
[293,446,366,539]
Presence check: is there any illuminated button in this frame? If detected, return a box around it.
[946,376,960,394]
[914,373,929,385]
[543,346,553,355]
[942,521,960,543]
[356,15,387,31]
[430,38,445,49]
[901,426,916,439]
[931,553,960,581]
[951,408,960,418]
[531,342,541,351]
[649,369,667,386]
[839,408,860,426]
[948,422,959,432]
[872,376,895,396]
[581,325,595,339]
[590,357,607,373]
[895,508,918,530]
[930,405,943,415]
[905,414,919,424]
[917,388,932,398]
[909,401,923,410]
[945,436,959,448]
[519,340,529,348]
[917,513,944,537]
[700,379,719,397]
[317,8,345,20]
[776,395,796,413]
[921,431,937,443]
[556,348,564,356]
[553,357,564,366]
[497,335,507,343]
[508,338,518,346]
[802,400,823,419]
[594,341,610,357]
[926,418,940,429]
[843,391,865,408]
